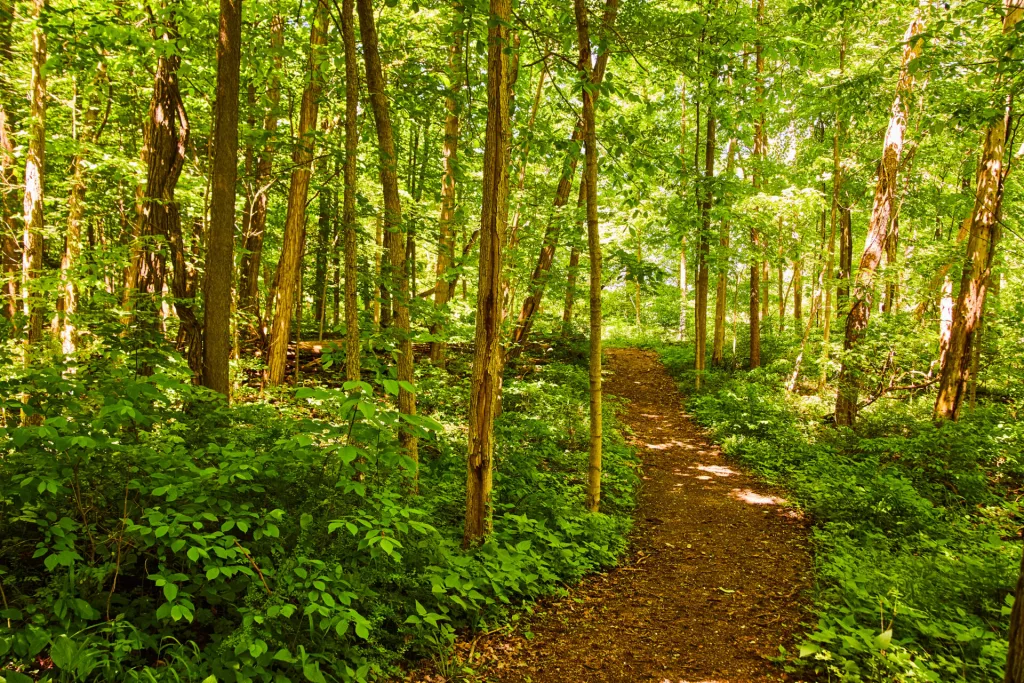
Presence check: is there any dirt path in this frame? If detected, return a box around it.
[480,347,812,682]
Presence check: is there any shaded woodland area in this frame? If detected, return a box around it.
[0,0,1024,679]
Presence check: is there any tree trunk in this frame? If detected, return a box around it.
[202,0,242,396]
[712,138,736,367]
[266,0,328,386]
[678,81,688,343]
[574,0,603,513]
[341,0,361,382]
[820,46,844,388]
[429,4,463,366]
[748,0,765,370]
[561,240,581,337]
[935,0,1020,422]
[22,0,46,357]
[464,0,511,546]
[694,100,715,388]
[313,190,332,334]
[834,13,923,426]
[837,204,852,305]
[0,0,17,321]
[357,0,418,473]
[238,15,283,343]
[506,0,619,363]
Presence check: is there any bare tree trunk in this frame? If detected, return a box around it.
[506,0,618,362]
[561,240,581,337]
[313,190,331,334]
[935,0,1020,422]
[238,15,283,343]
[820,42,844,387]
[678,81,688,343]
[341,0,361,382]
[0,0,17,322]
[694,99,715,388]
[749,0,765,369]
[834,13,923,426]
[266,0,328,386]
[202,0,242,395]
[21,0,46,358]
[837,205,852,305]
[573,0,604,513]
[357,0,418,473]
[464,0,511,546]
[712,138,736,367]
[430,2,464,366]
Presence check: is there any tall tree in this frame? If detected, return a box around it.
[341,0,361,383]
[934,0,1021,422]
[21,0,46,355]
[0,0,16,321]
[748,0,765,370]
[266,0,329,386]
[711,138,736,367]
[820,34,845,388]
[238,15,284,341]
[834,13,923,426]
[678,81,688,343]
[575,0,603,513]
[464,0,511,546]
[694,98,716,388]
[203,0,242,396]
[430,2,464,366]
[506,0,619,362]
[357,0,418,472]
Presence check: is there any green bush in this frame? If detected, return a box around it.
[0,338,638,682]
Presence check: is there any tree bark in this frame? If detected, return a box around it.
[506,0,618,362]
[0,0,17,321]
[712,138,736,367]
[935,0,1020,422]
[266,0,328,386]
[341,0,361,382]
[357,0,418,472]
[202,0,242,396]
[573,0,604,513]
[678,81,688,343]
[820,42,844,387]
[749,0,765,369]
[694,99,715,388]
[238,15,284,343]
[22,0,46,356]
[834,13,923,426]
[313,189,332,336]
[429,2,464,366]
[464,0,511,546]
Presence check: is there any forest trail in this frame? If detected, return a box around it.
[482,348,812,682]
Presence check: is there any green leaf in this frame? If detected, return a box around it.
[164,583,178,601]
[50,634,76,669]
[875,629,893,649]
[303,661,327,683]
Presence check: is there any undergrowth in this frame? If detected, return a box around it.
[0,333,638,682]
[657,342,1021,683]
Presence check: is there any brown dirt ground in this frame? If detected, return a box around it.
[441,347,813,683]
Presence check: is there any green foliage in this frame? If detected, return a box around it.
[0,341,638,681]
[658,344,1020,682]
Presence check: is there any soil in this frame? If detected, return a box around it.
[439,347,813,683]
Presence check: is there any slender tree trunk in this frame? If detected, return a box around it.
[793,255,802,321]
[574,0,604,513]
[834,13,923,426]
[202,0,242,395]
[313,190,331,333]
[357,0,418,472]
[506,0,618,362]
[561,240,581,336]
[694,99,715,388]
[935,0,1020,422]
[678,81,688,343]
[837,205,852,305]
[820,44,844,387]
[266,0,328,386]
[749,0,765,369]
[0,0,17,322]
[430,2,464,366]
[21,0,46,357]
[373,213,382,330]
[238,15,283,342]
[464,0,511,546]
[712,138,736,367]
[341,0,361,382]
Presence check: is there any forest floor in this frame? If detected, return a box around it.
[423,347,814,683]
